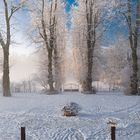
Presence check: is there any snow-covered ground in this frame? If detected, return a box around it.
[0,92,139,140]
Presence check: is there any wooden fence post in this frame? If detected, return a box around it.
[21,127,26,140]
[107,121,116,140]
[111,126,116,140]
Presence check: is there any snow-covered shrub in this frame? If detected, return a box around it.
[92,86,96,93]
[62,102,82,116]
[81,86,96,94]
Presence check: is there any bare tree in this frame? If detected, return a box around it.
[120,0,140,94]
[72,0,113,93]
[0,0,24,96]
[28,0,66,93]
[103,36,129,91]
[129,0,140,95]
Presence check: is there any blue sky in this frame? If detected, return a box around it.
[65,0,76,12]
[65,0,77,29]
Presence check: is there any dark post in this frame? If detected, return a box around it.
[111,126,116,140]
[21,127,26,140]
[107,121,116,140]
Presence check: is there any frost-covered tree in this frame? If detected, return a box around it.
[103,36,130,91]
[72,42,103,86]
[36,45,66,93]
[0,0,25,96]
[72,0,114,93]
[115,0,140,95]
[28,0,66,93]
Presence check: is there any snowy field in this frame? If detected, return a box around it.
[0,92,140,140]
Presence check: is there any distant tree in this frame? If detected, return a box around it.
[11,78,37,93]
[103,36,129,91]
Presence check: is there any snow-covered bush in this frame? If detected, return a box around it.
[62,102,82,116]
[81,86,96,94]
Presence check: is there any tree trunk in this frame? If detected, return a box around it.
[3,47,11,96]
[48,48,54,91]
[82,1,95,93]
[127,0,139,95]
[54,46,61,91]
[83,44,93,92]
[130,48,138,95]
